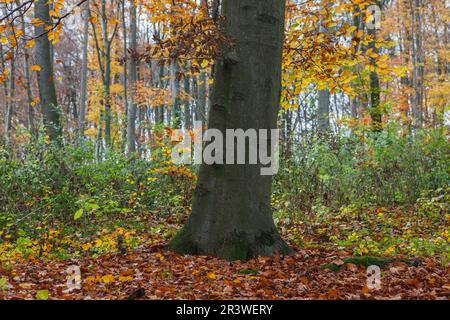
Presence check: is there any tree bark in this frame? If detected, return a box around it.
[169,0,291,261]
[121,0,128,152]
[184,75,192,129]
[155,62,165,124]
[4,50,14,146]
[0,43,9,144]
[34,0,61,142]
[170,60,181,128]
[411,0,424,127]
[196,72,207,125]
[101,0,112,147]
[317,89,330,133]
[78,0,90,140]
[2,11,14,146]
[91,0,118,148]
[368,2,383,131]
[127,0,138,154]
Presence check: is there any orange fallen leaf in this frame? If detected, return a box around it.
[207,272,217,280]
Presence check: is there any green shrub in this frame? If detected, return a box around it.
[274,124,449,211]
[0,138,195,236]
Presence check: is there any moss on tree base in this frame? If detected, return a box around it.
[169,228,292,261]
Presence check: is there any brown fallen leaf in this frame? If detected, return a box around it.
[346,263,358,272]
[331,259,345,267]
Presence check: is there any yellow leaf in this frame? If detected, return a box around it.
[155,252,165,261]
[200,60,209,69]
[31,65,41,71]
[36,289,49,300]
[25,40,35,49]
[101,274,115,283]
[31,18,44,27]
[207,272,217,280]
[118,276,133,282]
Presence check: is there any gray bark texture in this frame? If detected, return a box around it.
[170,61,181,128]
[184,76,192,129]
[127,1,138,154]
[169,0,291,261]
[317,89,330,133]
[196,72,208,125]
[35,0,61,141]
[78,0,90,139]
[4,49,14,146]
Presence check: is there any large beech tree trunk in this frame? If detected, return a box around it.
[169,0,291,261]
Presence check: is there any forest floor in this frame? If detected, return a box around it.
[0,205,449,300]
[0,241,448,300]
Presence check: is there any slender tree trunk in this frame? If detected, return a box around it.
[1,10,14,146]
[95,124,103,160]
[317,89,330,133]
[71,90,78,120]
[127,0,138,154]
[170,60,181,128]
[368,2,382,131]
[184,75,192,129]
[102,3,112,147]
[398,2,411,126]
[5,51,14,146]
[316,6,330,133]
[410,0,424,128]
[413,0,424,127]
[119,0,127,151]
[156,63,165,124]
[196,72,207,125]
[0,44,8,138]
[14,2,35,134]
[281,108,292,158]
[350,4,362,118]
[103,54,112,147]
[34,0,61,142]
[78,0,90,140]
[92,0,118,148]
[24,51,34,135]
[212,0,220,21]
[170,0,291,261]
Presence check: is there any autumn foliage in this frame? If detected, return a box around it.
[0,0,448,300]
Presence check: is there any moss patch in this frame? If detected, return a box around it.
[239,269,259,275]
[321,256,396,271]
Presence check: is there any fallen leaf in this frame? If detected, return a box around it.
[36,290,49,300]
[207,272,217,280]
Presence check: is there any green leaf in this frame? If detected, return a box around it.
[0,277,8,289]
[74,209,84,220]
[36,289,49,300]
[86,203,100,211]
